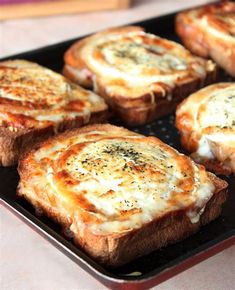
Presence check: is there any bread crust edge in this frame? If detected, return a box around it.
[17,124,228,267]
[175,5,235,77]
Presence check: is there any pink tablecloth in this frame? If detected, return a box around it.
[1,1,235,289]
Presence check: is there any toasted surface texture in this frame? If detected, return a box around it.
[176,1,235,77]
[0,60,108,166]
[176,82,235,175]
[63,26,217,125]
[18,124,228,266]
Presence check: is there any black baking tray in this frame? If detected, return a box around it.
[1,6,235,290]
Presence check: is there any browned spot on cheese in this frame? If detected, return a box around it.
[93,49,105,62]
[65,99,86,111]
[100,189,115,198]
[119,208,142,219]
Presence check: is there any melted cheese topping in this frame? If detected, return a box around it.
[188,2,235,42]
[0,60,105,130]
[176,83,235,167]
[21,125,215,235]
[77,28,214,98]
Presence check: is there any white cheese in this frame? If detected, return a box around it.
[196,136,214,159]
[81,30,210,96]
[31,131,216,234]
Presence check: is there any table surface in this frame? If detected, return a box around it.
[0,1,235,289]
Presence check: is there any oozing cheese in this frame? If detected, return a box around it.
[176,83,235,169]
[0,60,105,130]
[24,125,215,235]
[78,29,215,98]
[196,136,214,159]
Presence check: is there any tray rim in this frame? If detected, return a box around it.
[1,2,235,289]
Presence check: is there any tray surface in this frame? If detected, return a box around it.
[1,8,235,290]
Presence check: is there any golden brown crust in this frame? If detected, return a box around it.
[63,26,217,125]
[0,60,108,166]
[17,124,228,266]
[176,1,235,77]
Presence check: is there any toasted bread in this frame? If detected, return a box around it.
[176,1,235,77]
[63,26,217,126]
[0,60,108,166]
[176,83,235,175]
[17,124,228,266]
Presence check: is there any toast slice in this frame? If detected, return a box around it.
[176,1,235,77]
[176,82,235,175]
[0,60,108,166]
[17,124,228,267]
[63,26,217,126]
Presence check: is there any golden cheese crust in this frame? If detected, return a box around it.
[18,124,228,266]
[0,60,108,166]
[63,26,217,125]
[176,1,235,77]
[176,82,235,175]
